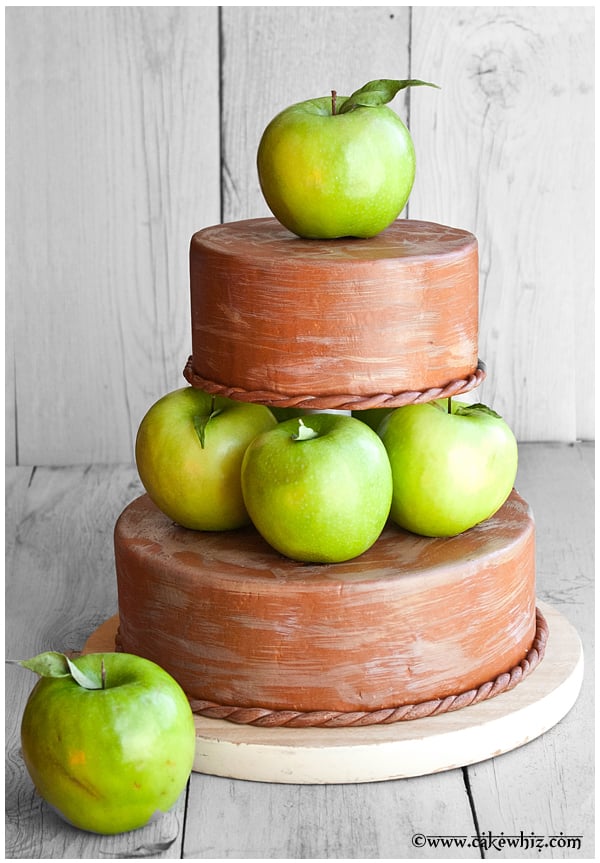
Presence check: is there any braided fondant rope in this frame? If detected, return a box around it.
[183,357,487,411]
[187,608,548,728]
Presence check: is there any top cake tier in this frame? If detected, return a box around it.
[184,217,481,410]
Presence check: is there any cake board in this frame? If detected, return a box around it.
[83,600,583,784]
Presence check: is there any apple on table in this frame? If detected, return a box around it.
[135,386,277,531]
[17,651,196,834]
[378,399,518,537]
[257,77,438,239]
[241,413,393,563]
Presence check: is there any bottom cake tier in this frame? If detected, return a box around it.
[114,489,537,718]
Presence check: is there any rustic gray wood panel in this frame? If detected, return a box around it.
[5,7,220,466]
[4,465,187,859]
[409,6,594,442]
[464,443,595,858]
[220,6,412,223]
[5,445,594,858]
[183,771,480,858]
[5,6,594,466]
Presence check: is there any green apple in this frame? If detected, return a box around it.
[257,78,438,239]
[135,387,277,530]
[18,651,195,834]
[378,399,518,537]
[241,414,393,563]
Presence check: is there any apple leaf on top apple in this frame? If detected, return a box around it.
[65,657,104,690]
[13,651,104,690]
[338,78,439,114]
[14,651,71,678]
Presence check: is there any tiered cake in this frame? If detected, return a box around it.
[114,217,543,725]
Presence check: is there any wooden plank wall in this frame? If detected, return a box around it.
[5,7,594,466]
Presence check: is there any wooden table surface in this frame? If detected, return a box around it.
[5,443,594,859]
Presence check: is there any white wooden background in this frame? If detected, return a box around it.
[5,7,594,466]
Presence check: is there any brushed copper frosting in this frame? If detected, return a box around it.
[115,490,536,714]
[186,607,548,726]
[188,218,479,403]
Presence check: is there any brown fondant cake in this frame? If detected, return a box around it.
[115,215,541,724]
[184,218,481,409]
[115,489,536,715]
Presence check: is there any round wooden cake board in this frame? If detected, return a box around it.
[83,601,582,785]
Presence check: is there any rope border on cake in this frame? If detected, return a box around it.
[186,608,548,727]
[183,357,487,411]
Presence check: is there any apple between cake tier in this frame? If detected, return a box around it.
[114,488,536,716]
[184,217,483,409]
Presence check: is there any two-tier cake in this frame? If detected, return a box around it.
[114,217,545,727]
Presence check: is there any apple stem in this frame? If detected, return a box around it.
[101,658,106,689]
[448,396,452,414]
[331,90,337,116]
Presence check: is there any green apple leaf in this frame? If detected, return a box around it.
[456,403,503,420]
[338,78,439,114]
[193,414,210,449]
[193,404,223,449]
[14,651,72,678]
[292,418,319,441]
[11,651,104,690]
[65,657,104,690]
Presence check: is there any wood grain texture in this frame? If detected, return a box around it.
[409,7,594,442]
[183,771,481,859]
[5,8,220,465]
[4,445,594,857]
[462,443,595,859]
[4,8,594,453]
[4,466,187,858]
